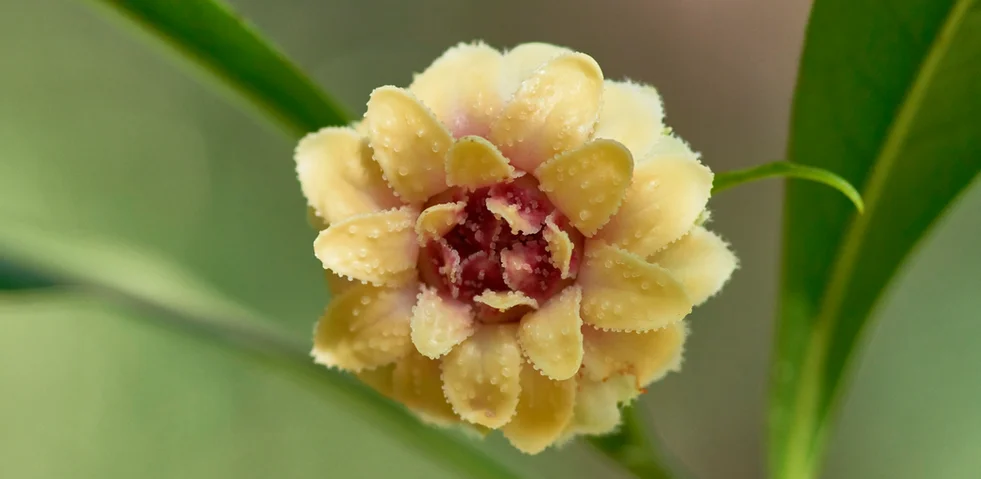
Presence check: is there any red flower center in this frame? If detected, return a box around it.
[419,176,584,322]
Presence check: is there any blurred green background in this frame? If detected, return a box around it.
[1,0,979,478]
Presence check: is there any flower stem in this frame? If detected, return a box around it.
[585,405,690,479]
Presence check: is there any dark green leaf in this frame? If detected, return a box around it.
[93,0,349,137]
[771,1,981,478]
[712,161,863,213]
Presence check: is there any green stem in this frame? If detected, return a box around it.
[586,405,688,479]
[713,161,864,213]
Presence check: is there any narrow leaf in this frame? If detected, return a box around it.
[93,0,349,137]
[772,1,981,478]
[712,161,863,213]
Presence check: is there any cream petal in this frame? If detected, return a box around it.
[502,368,576,454]
[446,136,516,189]
[596,136,713,257]
[582,322,686,386]
[356,363,396,399]
[650,226,737,305]
[502,43,574,96]
[314,207,419,286]
[518,285,584,380]
[364,86,453,203]
[474,290,539,311]
[441,324,523,428]
[295,127,403,224]
[490,53,604,172]
[578,241,692,331]
[543,215,574,279]
[409,42,506,137]
[312,283,416,371]
[593,81,665,159]
[410,286,475,358]
[535,139,633,236]
[416,201,466,243]
[565,375,636,435]
[393,350,459,425]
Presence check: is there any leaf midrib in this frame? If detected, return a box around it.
[783,0,978,476]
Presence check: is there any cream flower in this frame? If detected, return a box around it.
[296,41,737,454]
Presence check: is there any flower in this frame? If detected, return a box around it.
[295,41,737,453]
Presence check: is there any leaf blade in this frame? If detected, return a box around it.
[94,0,349,136]
[772,1,981,477]
[712,161,863,213]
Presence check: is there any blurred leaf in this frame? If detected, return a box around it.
[770,1,981,478]
[92,0,348,137]
[712,161,864,213]
[585,406,683,479]
[0,216,524,479]
[0,260,58,291]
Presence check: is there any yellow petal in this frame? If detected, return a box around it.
[486,196,541,235]
[582,322,686,387]
[502,368,576,454]
[364,86,453,203]
[593,81,664,159]
[446,136,516,189]
[543,215,574,279]
[442,324,523,428]
[535,139,633,236]
[314,207,419,286]
[650,226,737,305]
[410,286,475,358]
[565,375,635,435]
[409,42,506,137]
[416,201,466,243]
[312,283,416,371]
[502,43,573,95]
[357,363,396,399]
[392,350,459,425]
[578,241,692,331]
[474,290,539,311]
[295,127,402,224]
[518,285,583,380]
[596,137,713,257]
[490,53,604,172]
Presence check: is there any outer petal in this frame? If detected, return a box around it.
[409,42,506,137]
[411,286,475,358]
[596,137,713,257]
[502,43,573,94]
[393,350,459,425]
[442,324,523,428]
[312,283,416,371]
[416,201,466,242]
[502,368,576,454]
[579,241,692,331]
[490,53,604,172]
[582,322,686,386]
[357,364,396,399]
[535,139,633,236]
[364,86,453,203]
[593,81,665,159]
[565,375,636,435]
[446,136,516,189]
[295,127,402,224]
[518,285,584,380]
[649,226,738,305]
[314,207,419,286]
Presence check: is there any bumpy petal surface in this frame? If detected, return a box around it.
[565,375,636,435]
[593,81,665,159]
[579,241,692,331]
[582,322,686,386]
[364,86,453,203]
[411,286,475,358]
[357,364,396,398]
[490,53,604,172]
[446,136,515,189]
[596,137,713,257]
[442,324,523,428]
[650,226,737,305]
[409,42,506,137]
[295,127,402,224]
[501,43,572,95]
[502,368,576,454]
[393,350,459,425]
[543,215,574,279]
[312,283,416,371]
[535,139,633,236]
[517,285,583,380]
[474,290,539,311]
[314,207,419,286]
[416,201,466,242]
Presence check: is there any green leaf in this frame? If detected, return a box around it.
[0,215,524,479]
[712,161,864,213]
[586,406,687,479]
[771,1,981,478]
[92,0,349,137]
